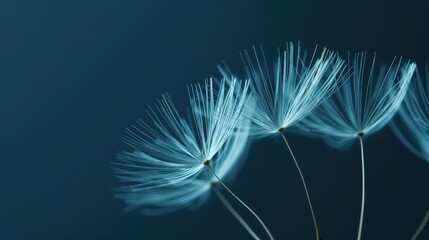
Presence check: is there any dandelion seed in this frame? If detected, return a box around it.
[391,64,429,163]
[113,78,273,239]
[390,64,429,239]
[297,52,416,240]
[241,43,346,137]
[221,42,346,240]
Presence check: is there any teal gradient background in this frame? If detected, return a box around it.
[0,0,428,239]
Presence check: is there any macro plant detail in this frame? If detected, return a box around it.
[114,78,274,239]
[114,43,427,240]
[297,53,416,149]
[391,64,429,163]
[239,43,346,137]
[226,43,347,240]
[390,65,429,240]
[297,53,417,240]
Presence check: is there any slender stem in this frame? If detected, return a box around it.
[205,164,275,240]
[411,207,429,240]
[212,185,261,240]
[278,130,320,240]
[357,135,365,240]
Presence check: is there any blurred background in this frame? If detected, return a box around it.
[0,0,428,239]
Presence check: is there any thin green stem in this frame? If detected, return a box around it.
[357,135,365,240]
[205,164,275,240]
[212,185,261,240]
[411,207,429,240]
[279,130,320,240]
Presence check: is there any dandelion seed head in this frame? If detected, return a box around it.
[221,42,346,138]
[297,52,417,149]
[391,64,429,163]
[113,77,251,214]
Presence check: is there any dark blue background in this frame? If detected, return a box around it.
[1,0,428,239]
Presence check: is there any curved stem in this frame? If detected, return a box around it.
[279,130,320,240]
[357,136,365,240]
[411,207,429,240]
[212,185,261,240]
[205,164,275,240]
